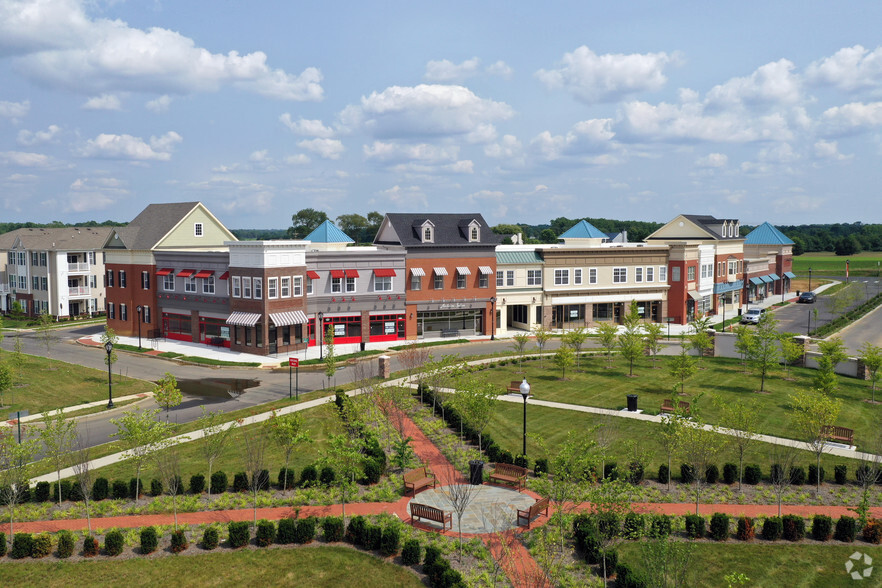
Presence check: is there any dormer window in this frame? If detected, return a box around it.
[420,221,435,243]
[194,222,204,237]
[467,220,481,242]
[471,227,479,241]
[424,227,432,241]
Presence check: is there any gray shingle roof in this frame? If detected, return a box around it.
[681,214,741,240]
[0,226,112,251]
[376,213,503,247]
[116,202,201,250]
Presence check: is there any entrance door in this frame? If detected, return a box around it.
[69,301,80,316]
[268,326,277,354]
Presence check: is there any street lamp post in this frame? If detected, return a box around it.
[136,305,143,351]
[104,341,114,409]
[808,267,813,292]
[490,296,496,340]
[519,377,530,457]
[318,312,324,360]
[721,294,726,331]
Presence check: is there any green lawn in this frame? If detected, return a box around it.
[617,543,882,588]
[1,545,424,587]
[483,356,882,449]
[793,252,882,277]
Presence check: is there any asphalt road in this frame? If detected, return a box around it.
[766,277,882,338]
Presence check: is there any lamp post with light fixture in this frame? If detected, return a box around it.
[519,377,530,456]
[490,296,496,340]
[318,311,324,360]
[136,305,143,350]
[105,341,114,409]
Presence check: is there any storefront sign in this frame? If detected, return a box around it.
[439,303,468,309]
[334,324,346,337]
[220,326,230,338]
[384,321,396,334]
[569,309,579,318]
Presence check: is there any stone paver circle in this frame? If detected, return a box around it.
[408,484,537,534]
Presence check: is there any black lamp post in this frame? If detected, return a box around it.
[490,296,496,340]
[721,294,726,331]
[136,305,143,350]
[318,312,324,360]
[104,340,114,409]
[519,377,530,457]
[808,267,813,292]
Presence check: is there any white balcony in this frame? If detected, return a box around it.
[68,286,91,297]
[68,262,90,273]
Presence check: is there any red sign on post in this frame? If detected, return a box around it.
[288,358,299,367]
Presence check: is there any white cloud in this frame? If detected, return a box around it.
[0,0,323,101]
[83,93,122,110]
[484,134,523,159]
[363,141,458,164]
[78,131,182,160]
[485,60,513,78]
[467,189,508,218]
[820,101,882,133]
[530,118,616,160]
[189,177,275,213]
[757,143,798,164]
[806,45,882,92]
[285,153,311,165]
[705,59,801,106]
[375,185,428,208]
[0,99,30,120]
[297,138,344,159]
[17,124,60,145]
[536,46,676,103]
[695,153,728,168]
[279,114,335,137]
[424,57,481,82]
[0,150,51,167]
[249,149,269,162]
[64,192,115,212]
[6,173,38,182]
[146,95,172,113]
[813,139,850,160]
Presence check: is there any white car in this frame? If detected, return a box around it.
[740,307,765,324]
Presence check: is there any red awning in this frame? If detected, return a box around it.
[218,271,230,280]
[193,270,215,279]
[373,268,396,277]
[155,268,173,276]
[329,270,345,278]
[176,269,196,277]
[345,269,360,278]
[306,270,320,280]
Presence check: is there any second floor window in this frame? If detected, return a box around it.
[203,276,215,294]
[527,270,542,286]
[345,277,356,293]
[554,269,569,285]
[106,270,114,288]
[119,270,126,288]
[375,276,392,292]
[142,271,150,289]
[613,268,627,283]
[331,277,342,293]
[163,274,175,291]
[184,276,197,293]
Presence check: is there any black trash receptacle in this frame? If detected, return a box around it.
[469,460,484,485]
[627,394,638,412]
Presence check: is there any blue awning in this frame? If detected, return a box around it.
[768,273,780,281]
[759,275,773,283]
[784,271,796,279]
[749,277,763,285]
[713,280,744,294]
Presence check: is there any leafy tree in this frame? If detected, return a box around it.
[196,407,238,500]
[716,398,760,494]
[732,325,755,370]
[668,349,697,396]
[9,301,24,321]
[153,372,182,420]
[642,322,665,367]
[859,342,882,403]
[587,477,635,579]
[539,228,558,244]
[596,322,619,368]
[747,312,780,392]
[336,213,368,241]
[287,208,328,239]
[0,427,39,550]
[779,334,805,380]
[454,376,499,450]
[510,333,531,372]
[266,411,311,491]
[687,316,713,365]
[790,389,842,495]
[322,432,366,520]
[618,300,644,376]
[324,326,336,388]
[36,312,55,362]
[0,364,12,408]
[657,408,687,491]
[39,409,78,506]
[678,399,724,514]
[553,346,574,379]
[490,224,525,241]
[767,444,799,516]
[561,327,588,369]
[110,408,171,501]
[100,325,119,369]
[640,534,695,588]
[531,325,552,368]
[240,422,269,527]
[815,337,848,394]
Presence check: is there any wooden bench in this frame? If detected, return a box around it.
[489,463,528,492]
[507,380,522,393]
[440,328,460,338]
[409,502,452,530]
[517,497,550,528]
[660,399,691,415]
[822,425,854,445]
[403,466,436,496]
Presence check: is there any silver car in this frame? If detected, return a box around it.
[740,307,764,324]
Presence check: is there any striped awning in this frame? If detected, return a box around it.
[478,266,493,275]
[269,311,309,326]
[226,312,261,326]
[456,266,471,275]
[373,268,396,277]
[433,267,448,276]
[219,271,230,280]
[194,270,214,279]
[176,269,196,277]
[410,267,426,277]
[330,270,345,278]
[155,268,174,276]
[307,271,320,280]
[784,271,796,279]
[345,269,360,278]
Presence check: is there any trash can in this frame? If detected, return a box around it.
[627,394,638,412]
[469,460,484,485]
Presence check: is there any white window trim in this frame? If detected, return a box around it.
[374,276,393,292]
[194,222,204,237]
[242,277,251,298]
[331,277,342,293]
[554,268,569,286]
[588,268,597,285]
[164,274,175,292]
[293,276,303,296]
[635,267,643,283]
[267,277,278,299]
[203,276,215,295]
[280,277,290,298]
[345,277,356,293]
[646,267,654,283]
[659,266,667,282]
[253,277,262,299]
[574,268,583,285]
[184,276,197,293]
[613,267,627,284]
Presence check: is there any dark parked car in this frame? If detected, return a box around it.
[797,292,816,304]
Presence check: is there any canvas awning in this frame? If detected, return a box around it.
[456,266,471,275]
[155,268,174,276]
[329,270,345,278]
[478,266,493,275]
[433,267,448,276]
[306,271,320,280]
[194,270,214,279]
[784,271,796,279]
[226,312,261,326]
[687,291,702,301]
[218,271,230,280]
[373,268,396,277]
[176,269,196,277]
[759,275,773,283]
[749,277,763,285]
[345,269,360,278]
[410,267,426,276]
[269,311,308,326]
[768,273,780,281]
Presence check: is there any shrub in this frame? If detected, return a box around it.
[362,459,382,485]
[233,472,249,493]
[57,531,75,558]
[722,463,738,485]
[680,464,694,484]
[761,517,783,541]
[790,466,806,486]
[514,455,529,469]
[402,538,421,566]
[278,468,295,490]
[424,544,442,565]
[170,530,188,553]
[228,521,250,548]
[150,478,163,497]
[809,465,825,486]
[321,517,344,542]
[615,562,648,588]
[52,480,72,503]
[835,516,857,542]
[202,527,219,550]
[600,549,618,578]
[69,483,85,502]
[11,533,33,559]
[300,464,318,487]
[129,478,139,499]
[705,464,719,484]
[35,481,51,502]
[365,524,383,551]
[736,516,755,541]
[210,471,228,494]
[658,464,670,484]
[862,519,882,544]
[31,533,52,558]
[319,466,336,486]
[256,469,270,491]
[438,567,464,588]
[623,513,645,539]
[346,516,367,546]
[684,515,705,539]
[628,461,645,484]
[782,515,805,541]
[533,457,548,476]
[812,515,833,541]
[140,526,159,554]
[189,474,205,495]
[498,449,514,465]
[770,464,783,482]
[105,530,124,556]
[710,513,729,541]
[83,536,99,557]
[604,462,619,481]
[380,525,401,557]
[486,444,501,463]
[650,515,672,538]
[256,519,275,547]
[835,464,848,485]
[276,517,297,544]
[294,517,317,544]
[0,532,5,557]
[92,477,109,501]
[111,480,128,500]
[744,464,762,485]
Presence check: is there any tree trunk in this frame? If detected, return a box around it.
[283,454,290,492]
[84,497,92,534]
[738,452,744,494]
[207,461,213,501]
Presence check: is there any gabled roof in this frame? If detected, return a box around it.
[374,213,502,247]
[743,222,794,245]
[646,214,742,241]
[559,220,607,239]
[0,227,112,251]
[681,215,741,240]
[305,220,354,244]
[108,202,235,250]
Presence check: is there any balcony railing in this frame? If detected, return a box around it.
[68,286,91,297]
[68,262,90,272]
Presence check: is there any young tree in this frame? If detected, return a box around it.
[642,322,665,367]
[0,427,39,549]
[594,414,619,484]
[442,475,477,561]
[618,300,644,376]
[747,312,781,392]
[100,325,119,373]
[768,444,799,516]
[399,341,430,390]
[10,332,26,392]
[815,337,848,394]
[790,389,842,495]
[553,346,574,380]
[779,334,805,381]
[324,326,337,389]
[0,364,12,408]
[454,375,500,451]
[668,349,698,397]
[39,409,78,506]
[154,436,185,529]
[240,423,269,527]
[322,432,366,520]
[510,333,531,372]
[859,342,882,403]
[587,477,635,580]
[423,355,463,421]
[110,408,171,501]
[640,534,695,588]
[266,411,311,491]
[561,327,588,370]
[195,406,237,500]
[732,325,755,371]
[532,325,552,368]
[678,399,724,514]
[853,426,882,528]
[595,321,619,368]
[716,398,760,494]
[687,317,713,365]
[71,439,94,533]
[36,311,55,363]
[153,372,182,421]
[657,409,686,491]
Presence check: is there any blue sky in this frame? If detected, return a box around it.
[3,1,882,229]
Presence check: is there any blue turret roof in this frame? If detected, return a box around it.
[559,220,607,239]
[305,220,354,243]
[743,222,794,245]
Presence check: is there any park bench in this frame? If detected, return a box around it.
[507,381,522,393]
[660,399,690,415]
[409,502,452,530]
[403,466,436,496]
[822,425,854,445]
[489,463,528,492]
[517,497,550,528]
[440,328,460,337]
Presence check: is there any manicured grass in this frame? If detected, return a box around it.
[0,545,424,587]
[0,353,154,414]
[793,252,882,277]
[617,542,882,588]
[483,356,882,449]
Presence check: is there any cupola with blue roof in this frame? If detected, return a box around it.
[557,219,609,246]
[305,220,355,244]
[743,222,794,245]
